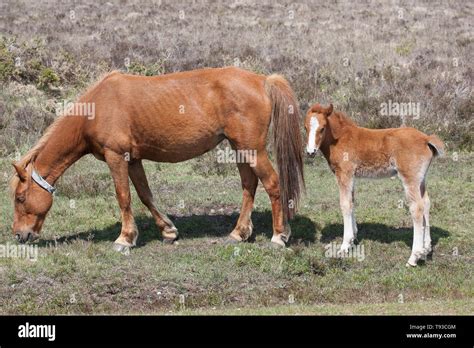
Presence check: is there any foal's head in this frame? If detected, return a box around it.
[10,162,53,243]
[304,103,333,156]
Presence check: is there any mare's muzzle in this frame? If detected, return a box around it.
[14,230,39,244]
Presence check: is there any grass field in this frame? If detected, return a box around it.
[0,0,472,316]
[0,151,472,315]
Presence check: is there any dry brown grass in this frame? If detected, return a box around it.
[0,0,472,156]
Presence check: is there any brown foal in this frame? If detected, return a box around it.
[10,67,304,251]
[305,103,445,266]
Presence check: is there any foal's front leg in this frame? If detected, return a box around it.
[105,150,138,252]
[336,172,356,253]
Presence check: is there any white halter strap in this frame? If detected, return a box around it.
[31,168,56,194]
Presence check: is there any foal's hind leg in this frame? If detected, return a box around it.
[228,163,258,242]
[420,181,432,255]
[402,179,426,266]
[104,150,138,252]
[351,184,358,240]
[129,161,178,243]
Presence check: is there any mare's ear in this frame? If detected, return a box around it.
[12,162,27,182]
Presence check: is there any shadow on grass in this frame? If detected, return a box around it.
[38,211,318,248]
[320,223,450,248]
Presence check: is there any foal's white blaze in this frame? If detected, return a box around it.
[306,116,319,154]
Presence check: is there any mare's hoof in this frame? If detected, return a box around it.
[163,237,178,245]
[113,243,131,255]
[270,235,286,248]
[224,237,241,245]
[268,242,285,249]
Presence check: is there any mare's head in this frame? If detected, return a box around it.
[304,103,333,156]
[10,162,54,243]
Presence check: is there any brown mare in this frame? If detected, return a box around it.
[305,103,445,266]
[10,67,304,251]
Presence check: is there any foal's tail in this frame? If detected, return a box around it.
[427,134,445,157]
[265,74,305,222]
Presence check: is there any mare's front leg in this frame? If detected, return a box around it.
[129,160,178,243]
[336,170,356,253]
[104,150,138,252]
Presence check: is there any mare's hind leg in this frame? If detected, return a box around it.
[129,161,178,243]
[228,163,258,242]
[251,151,289,246]
[104,150,138,252]
[402,177,426,266]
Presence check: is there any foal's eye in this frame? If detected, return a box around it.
[16,196,25,203]
[320,127,325,132]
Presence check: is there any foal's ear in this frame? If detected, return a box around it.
[310,103,322,113]
[325,104,333,116]
[310,103,333,115]
[12,162,27,182]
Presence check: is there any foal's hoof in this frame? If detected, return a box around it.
[338,242,353,256]
[113,243,131,255]
[406,254,420,267]
[406,248,429,266]
[337,249,346,258]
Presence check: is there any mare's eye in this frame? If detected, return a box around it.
[16,196,25,203]
[321,127,325,132]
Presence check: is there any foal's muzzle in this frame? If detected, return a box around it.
[306,148,318,158]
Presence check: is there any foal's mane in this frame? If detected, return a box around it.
[327,109,357,140]
[330,110,357,127]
